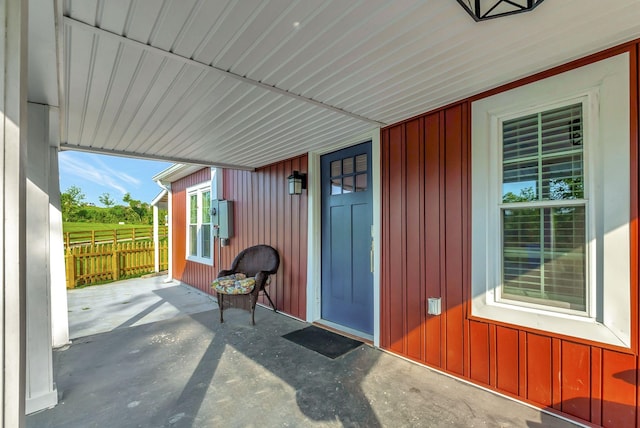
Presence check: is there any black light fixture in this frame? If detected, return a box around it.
[456,0,544,21]
[287,171,307,195]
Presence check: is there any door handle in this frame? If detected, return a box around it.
[370,225,374,273]
[370,244,374,273]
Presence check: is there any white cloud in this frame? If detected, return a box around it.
[59,153,140,196]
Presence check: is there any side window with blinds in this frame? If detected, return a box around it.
[500,102,587,313]
[186,183,213,265]
[189,193,198,257]
[472,54,631,348]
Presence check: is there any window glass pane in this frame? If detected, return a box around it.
[502,206,586,311]
[545,206,586,309]
[189,225,197,256]
[331,178,342,195]
[503,160,537,202]
[502,103,584,203]
[356,154,367,172]
[355,173,367,192]
[343,157,354,174]
[541,104,583,154]
[331,160,341,177]
[201,224,211,258]
[202,191,211,224]
[542,155,583,200]
[189,194,197,224]
[503,113,538,162]
[343,176,353,193]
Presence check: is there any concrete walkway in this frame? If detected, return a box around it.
[66,275,217,339]
[28,276,580,428]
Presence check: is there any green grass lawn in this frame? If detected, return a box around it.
[63,222,153,233]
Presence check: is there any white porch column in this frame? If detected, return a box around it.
[25,102,57,414]
[1,0,28,425]
[167,185,173,281]
[48,109,69,348]
[153,204,159,272]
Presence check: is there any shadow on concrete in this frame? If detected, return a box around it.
[153,309,382,428]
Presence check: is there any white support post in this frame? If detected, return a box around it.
[1,0,28,425]
[167,185,173,281]
[48,108,69,348]
[25,103,58,414]
[153,204,159,272]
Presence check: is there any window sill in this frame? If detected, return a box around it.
[186,255,214,266]
[471,295,631,349]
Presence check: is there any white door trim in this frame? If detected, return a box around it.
[306,128,381,347]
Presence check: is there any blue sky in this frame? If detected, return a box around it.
[58,151,173,206]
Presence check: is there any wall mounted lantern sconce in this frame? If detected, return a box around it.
[288,171,307,195]
[456,0,544,21]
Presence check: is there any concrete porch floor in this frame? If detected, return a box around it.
[27,276,580,428]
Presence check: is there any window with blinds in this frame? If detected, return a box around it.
[189,193,198,257]
[186,184,213,264]
[500,103,586,312]
[201,190,211,259]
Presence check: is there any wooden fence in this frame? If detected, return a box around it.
[65,240,169,288]
[64,226,168,247]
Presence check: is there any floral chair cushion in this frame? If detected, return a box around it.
[212,273,256,295]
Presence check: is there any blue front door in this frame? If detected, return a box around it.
[321,142,373,335]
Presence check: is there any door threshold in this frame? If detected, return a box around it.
[314,320,373,345]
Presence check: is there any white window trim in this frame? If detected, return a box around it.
[186,181,214,266]
[471,53,631,348]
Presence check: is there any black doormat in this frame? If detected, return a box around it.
[282,325,363,359]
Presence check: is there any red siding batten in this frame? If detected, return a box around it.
[380,40,640,427]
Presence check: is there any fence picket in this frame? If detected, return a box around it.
[64,228,168,288]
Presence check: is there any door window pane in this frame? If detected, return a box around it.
[331,178,342,195]
[355,173,367,192]
[331,160,341,177]
[343,157,354,174]
[343,176,353,193]
[356,154,367,172]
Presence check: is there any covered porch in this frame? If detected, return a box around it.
[4,1,640,426]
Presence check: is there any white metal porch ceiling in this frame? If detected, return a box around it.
[59,0,640,169]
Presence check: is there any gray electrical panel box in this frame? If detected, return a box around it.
[214,199,234,239]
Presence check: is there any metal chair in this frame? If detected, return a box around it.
[212,244,280,325]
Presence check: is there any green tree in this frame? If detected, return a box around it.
[122,192,153,224]
[99,192,115,207]
[60,185,85,221]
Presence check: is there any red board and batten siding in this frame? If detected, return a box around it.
[171,168,212,294]
[221,156,307,319]
[171,156,308,320]
[381,42,640,427]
